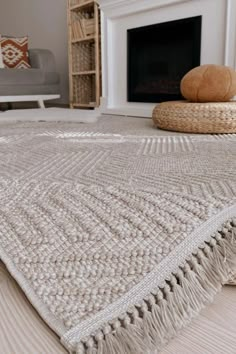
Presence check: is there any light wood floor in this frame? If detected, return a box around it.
[0,262,235,354]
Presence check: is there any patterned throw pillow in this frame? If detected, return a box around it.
[0,36,4,68]
[0,36,31,69]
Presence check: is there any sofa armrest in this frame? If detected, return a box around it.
[28,49,57,72]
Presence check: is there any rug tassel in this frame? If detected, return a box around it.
[166,280,189,328]
[141,299,163,348]
[114,316,146,354]
[190,255,217,296]
[74,219,236,354]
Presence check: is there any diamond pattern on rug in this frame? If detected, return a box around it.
[0,120,236,200]
[0,117,236,352]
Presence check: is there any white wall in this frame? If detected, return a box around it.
[0,0,69,104]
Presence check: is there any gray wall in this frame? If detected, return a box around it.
[0,0,69,104]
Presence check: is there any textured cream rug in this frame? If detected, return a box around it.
[0,107,98,123]
[0,116,235,354]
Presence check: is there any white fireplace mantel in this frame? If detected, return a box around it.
[99,0,190,18]
[99,0,236,117]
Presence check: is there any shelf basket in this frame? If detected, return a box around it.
[72,42,95,72]
[73,74,96,105]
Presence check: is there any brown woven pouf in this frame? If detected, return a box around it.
[152,100,236,134]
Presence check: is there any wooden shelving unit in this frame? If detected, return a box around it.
[67,0,101,109]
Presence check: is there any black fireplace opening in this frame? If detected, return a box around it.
[127,16,202,103]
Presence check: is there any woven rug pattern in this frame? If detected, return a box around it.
[0,116,236,353]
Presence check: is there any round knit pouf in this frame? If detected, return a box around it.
[152,100,236,134]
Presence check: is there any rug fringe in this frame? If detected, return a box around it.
[76,219,236,354]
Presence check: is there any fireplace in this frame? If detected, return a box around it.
[127,16,202,103]
[99,0,234,117]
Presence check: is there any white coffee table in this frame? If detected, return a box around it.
[0,94,60,109]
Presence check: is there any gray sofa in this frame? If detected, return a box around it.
[0,49,60,96]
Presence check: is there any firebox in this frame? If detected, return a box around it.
[127,16,202,103]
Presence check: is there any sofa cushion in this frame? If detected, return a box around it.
[0,36,31,69]
[0,68,59,86]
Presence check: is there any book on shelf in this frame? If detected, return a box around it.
[71,21,84,40]
[72,19,95,40]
